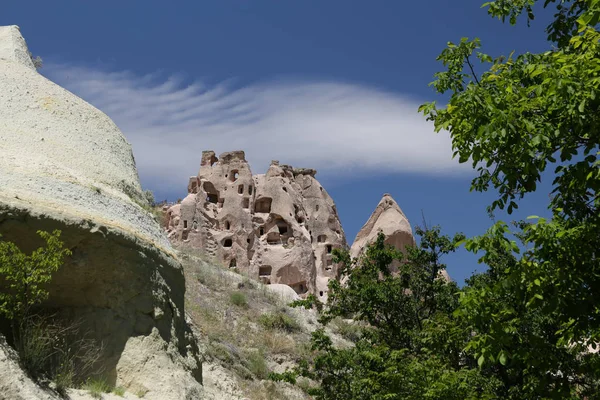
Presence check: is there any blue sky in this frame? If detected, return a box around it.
[2,1,556,284]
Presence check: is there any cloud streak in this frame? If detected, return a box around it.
[43,64,465,196]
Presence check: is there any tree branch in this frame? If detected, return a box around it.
[466,55,480,85]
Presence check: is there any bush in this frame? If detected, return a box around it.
[28,51,43,69]
[260,331,296,354]
[244,350,268,379]
[143,189,155,207]
[331,317,363,343]
[206,341,239,366]
[259,312,300,333]
[0,230,71,321]
[230,291,248,308]
[0,231,108,392]
[16,314,103,393]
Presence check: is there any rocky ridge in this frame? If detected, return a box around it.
[165,151,348,301]
[166,153,417,299]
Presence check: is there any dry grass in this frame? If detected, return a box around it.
[242,380,286,400]
[179,247,313,399]
[14,313,104,394]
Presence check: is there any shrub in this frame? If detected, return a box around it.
[260,331,296,355]
[207,341,238,366]
[16,314,103,392]
[0,230,71,322]
[143,189,155,207]
[258,312,300,333]
[331,317,363,343]
[0,231,93,390]
[28,51,43,69]
[230,291,248,308]
[244,350,268,379]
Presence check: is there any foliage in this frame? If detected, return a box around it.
[244,349,269,380]
[113,386,126,397]
[143,189,155,207]
[230,291,248,308]
[0,230,71,321]
[16,314,103,393]
[289,293,323,312]
[27,51,43,69]
[258,311,300,333]
[272,229,497,399]
[0,231,105,392]
[330,317,363,343]
[83,377,112,399]
[419,0,600,397]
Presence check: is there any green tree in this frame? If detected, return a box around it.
[275,229,497,399]
[420,0,600,397]
[0,230,71,322]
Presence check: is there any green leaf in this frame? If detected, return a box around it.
[499,351,507,366]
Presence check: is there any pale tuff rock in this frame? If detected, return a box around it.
[350,194,415,271]
[350,194,454,281]
[265,283,302,303]
[0,331,143,400]
[0,334,57,400]
[166,151,347,300]
[0,26,201,399]
[0,26,35,70]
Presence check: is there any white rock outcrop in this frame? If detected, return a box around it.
[0,26,201,399]
[350,194,415,271]
[166,151,347,300]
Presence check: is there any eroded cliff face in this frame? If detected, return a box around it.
[349,194,415,272]
[166,151,347,300]
[0,25,202,399]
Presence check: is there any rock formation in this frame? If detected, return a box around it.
[350,194,415,272]
[350,194,454,281]
[0,26,201,399]
[166,151,347,300]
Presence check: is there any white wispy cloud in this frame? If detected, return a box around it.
[43,63,465,196]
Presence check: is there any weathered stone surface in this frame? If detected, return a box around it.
[350,194,415,272]
[0,334,57,400]
[0,26,201,398]
[166,151,347,300]
[265,284,302,303]
[0,25,34,70]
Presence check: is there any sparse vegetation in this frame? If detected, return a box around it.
[0,230,71,322]
[0,231,107,393]
[179,247,316,398]
[16,314,103,393]
[244,349,268,380]
[230,291,248,308]
[83,377,112,399]
[113,386,126,396]
[28,51,42,69]
[330,317,363,343]
[258,312,300,333]
[143,189,155,207]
